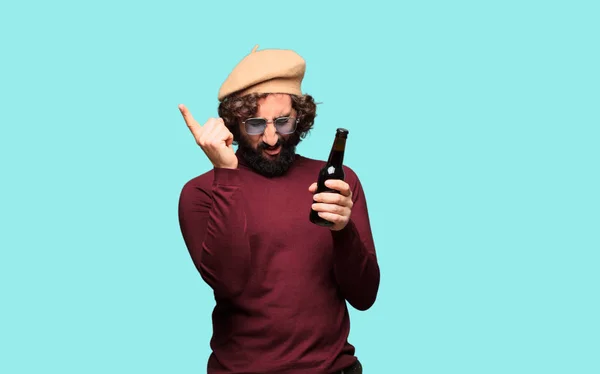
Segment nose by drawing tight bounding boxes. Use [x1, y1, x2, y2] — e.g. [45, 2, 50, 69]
[262, 122, 279, 147]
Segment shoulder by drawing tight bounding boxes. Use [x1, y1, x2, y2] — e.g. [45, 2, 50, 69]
[179, 169, 215, 201]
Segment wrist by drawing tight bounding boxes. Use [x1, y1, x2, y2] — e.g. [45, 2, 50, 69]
[213, 167, 241, 186]
[212, 160, 238, 169]
[214, 165, 237, 170]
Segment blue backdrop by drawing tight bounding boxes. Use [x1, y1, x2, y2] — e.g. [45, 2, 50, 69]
[1, 1, 598, 373]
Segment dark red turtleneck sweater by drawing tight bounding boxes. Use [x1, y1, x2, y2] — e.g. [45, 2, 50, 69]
[178, 152, 380, 374]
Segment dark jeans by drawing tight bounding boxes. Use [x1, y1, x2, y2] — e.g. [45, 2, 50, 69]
[334, 359, 362, 374]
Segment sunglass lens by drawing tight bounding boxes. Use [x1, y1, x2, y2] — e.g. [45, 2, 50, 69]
[245, 119, 266, 135]
[275, 117, 296, 134]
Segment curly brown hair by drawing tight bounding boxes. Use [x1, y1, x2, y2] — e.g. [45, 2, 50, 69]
[217, 93, 318, 146]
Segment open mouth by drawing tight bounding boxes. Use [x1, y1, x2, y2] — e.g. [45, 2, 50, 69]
[263, 145, 281, 157]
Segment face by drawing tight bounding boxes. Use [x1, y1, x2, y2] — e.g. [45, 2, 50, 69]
[237, 94, 298, 177]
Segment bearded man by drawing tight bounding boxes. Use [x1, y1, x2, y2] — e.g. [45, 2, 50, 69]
[177, 45, 380, 374]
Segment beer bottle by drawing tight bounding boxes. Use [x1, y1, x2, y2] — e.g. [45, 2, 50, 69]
[310, 128, 349, 227]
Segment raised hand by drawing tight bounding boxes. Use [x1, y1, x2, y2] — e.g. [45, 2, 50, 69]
[179, 104, 238, 169]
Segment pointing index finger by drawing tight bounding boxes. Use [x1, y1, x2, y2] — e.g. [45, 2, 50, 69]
[179, 104, 196, 126]
[178, 104, 202, 138]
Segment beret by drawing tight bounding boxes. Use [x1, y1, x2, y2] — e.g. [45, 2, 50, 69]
[218, 45, 306, 102]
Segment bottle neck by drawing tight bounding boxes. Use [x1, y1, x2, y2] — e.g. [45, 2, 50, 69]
[327, 137, 346, 165]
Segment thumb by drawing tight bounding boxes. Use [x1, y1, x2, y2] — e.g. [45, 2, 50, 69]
[308, 182, 318, 193]
[221, 126, 234, 148]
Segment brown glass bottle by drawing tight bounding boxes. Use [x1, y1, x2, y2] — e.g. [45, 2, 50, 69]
[310, 128, 349, 227]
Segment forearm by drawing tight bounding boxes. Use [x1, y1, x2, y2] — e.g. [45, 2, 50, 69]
[179, 168, 251, 299]
[331, 220, 380, 310]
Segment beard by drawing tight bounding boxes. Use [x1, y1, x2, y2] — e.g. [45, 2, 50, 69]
[237, 134, 297, 177]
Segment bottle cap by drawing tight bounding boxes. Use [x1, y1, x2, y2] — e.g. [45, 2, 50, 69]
[336, 128, 349, 138]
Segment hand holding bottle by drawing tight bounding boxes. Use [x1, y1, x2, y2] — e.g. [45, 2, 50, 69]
[309, 128, 351, 229]
[309, 180, 354, 231]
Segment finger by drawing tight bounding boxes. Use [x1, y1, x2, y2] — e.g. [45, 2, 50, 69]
[214, 124, 234, 147]
[203, 117, 220, 133]
[179, 104, 198, 127]
[198, 118, 221, 145]
[179, 104, 203, 139]
[324, 179, 352, 197]
[316, 211, 348, 225]
[225, 129, 234, 148]
[212, 118, 229, 140]
[207, 118, 223, 136]
[311, 202, 350, 216]
[202, 118, 217, 144]
[313, 193, 353, 208]
[308, 183, 318, 193]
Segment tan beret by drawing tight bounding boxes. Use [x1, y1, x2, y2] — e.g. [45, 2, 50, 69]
[218, 45, 306, 101]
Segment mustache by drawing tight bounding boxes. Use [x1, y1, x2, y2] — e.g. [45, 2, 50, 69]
[257, 138, 284, 150]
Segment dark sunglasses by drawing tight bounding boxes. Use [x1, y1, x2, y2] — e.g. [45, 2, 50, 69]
[241, 116, 299, 135]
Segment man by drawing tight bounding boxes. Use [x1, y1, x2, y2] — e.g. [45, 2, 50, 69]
[177, 45, 380, 374]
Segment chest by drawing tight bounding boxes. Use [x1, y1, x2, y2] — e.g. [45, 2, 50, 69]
[241, 171, 335, 280]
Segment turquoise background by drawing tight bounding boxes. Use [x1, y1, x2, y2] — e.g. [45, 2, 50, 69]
[1, 0, 598, 373]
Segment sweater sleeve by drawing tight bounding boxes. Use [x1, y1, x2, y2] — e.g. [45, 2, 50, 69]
[178, 168, 251, 299]
[330, 172, 380, 311]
